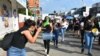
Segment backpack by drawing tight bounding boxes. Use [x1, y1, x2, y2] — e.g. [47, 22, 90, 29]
[0, 32, 15, 51]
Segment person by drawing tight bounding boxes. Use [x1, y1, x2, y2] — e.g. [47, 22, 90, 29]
[97, 19, 100, 45]
[7, 19, 42, 56]
[73, 18, 80, 37]
[80, 17, 86, 53]
[37, 18, 43, 27]
[83, 18, 94, 56]
[80, 21, 85, 53]
[53, 19, 60, 48]
[68, 20, 73, 31]
[42, 16, 53, 56]
[60, 18, 69, 42]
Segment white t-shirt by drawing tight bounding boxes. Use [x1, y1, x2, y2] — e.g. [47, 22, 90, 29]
[62, 21, 69, 29]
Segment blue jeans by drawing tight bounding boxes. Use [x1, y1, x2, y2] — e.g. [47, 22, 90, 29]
[84, 31, 94, 53]
[60, 28, 66, 41]
[53, 28, 59, 46]
[7, 46, 26, 56]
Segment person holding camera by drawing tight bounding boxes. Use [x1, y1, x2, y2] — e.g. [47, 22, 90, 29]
[7, 19, 42, 56]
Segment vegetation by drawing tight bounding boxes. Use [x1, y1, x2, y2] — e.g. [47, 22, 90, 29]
[18, 8, 33, 16]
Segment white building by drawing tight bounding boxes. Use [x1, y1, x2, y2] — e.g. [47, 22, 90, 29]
[92, 2, 100, 7]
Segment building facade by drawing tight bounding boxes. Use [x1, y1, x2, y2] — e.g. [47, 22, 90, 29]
[0, 0, 26, 39]
[91, 2, 100, 16]
[28, 0, 39, 8]
[28, 0, 40, 16]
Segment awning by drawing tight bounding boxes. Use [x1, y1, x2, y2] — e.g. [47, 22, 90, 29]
[16, 0, 26, 8]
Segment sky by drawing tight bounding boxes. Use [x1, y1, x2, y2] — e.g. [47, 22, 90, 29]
[40, 0, 100, 13]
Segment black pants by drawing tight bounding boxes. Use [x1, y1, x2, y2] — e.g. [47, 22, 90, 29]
[98, 37, 100, 44]
[43, 40, 50, 54]
[80, 30, 84, 49]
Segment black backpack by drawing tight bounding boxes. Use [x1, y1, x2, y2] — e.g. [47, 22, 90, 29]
[0, 32, 15, 51]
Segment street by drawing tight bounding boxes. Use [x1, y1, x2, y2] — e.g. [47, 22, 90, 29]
[0, 0, 100, 56]
[1, 31, 100, 56]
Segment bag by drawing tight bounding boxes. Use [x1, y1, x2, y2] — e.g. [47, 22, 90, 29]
[42, 33, 54, 40]
[0, 32, 15, 51]
[92, 28, 99, 36]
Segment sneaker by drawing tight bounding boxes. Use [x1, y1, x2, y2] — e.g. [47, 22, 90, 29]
[45, 49, 47, 53]
[46, 54, 49, 56]
[55, 45, 58, 48]
[81, 48, 84, 53]
[88, 53, 93, 56]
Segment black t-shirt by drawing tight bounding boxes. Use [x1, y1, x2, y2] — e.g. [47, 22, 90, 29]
[42, 25, 51, 33]
[84, 22, 93, 31]
[11, 27, 28, 49]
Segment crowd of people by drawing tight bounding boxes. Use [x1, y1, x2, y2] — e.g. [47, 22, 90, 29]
[4, 15, 100, 56]
[67, 15, 100, 56]
[36, 16, 69, 56]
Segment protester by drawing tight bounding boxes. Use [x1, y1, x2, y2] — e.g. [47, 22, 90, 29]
[82, 16, 94, 56]
[97, 19, 100, 45]
[7, 19, 41, 56]
[60, 18, 69, 42]
[73, 18, 80, 37]
[53, 19, 60, 48]
[42, 16, 53, 56]
[68, 20, 74, 31]
[37, 18, 43, 27]
[80, 17, 85, 53]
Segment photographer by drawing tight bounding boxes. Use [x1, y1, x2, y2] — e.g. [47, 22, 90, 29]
[7, 19, 41, 56]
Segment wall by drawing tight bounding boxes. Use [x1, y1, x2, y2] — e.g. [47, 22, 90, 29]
[0, 0, 12, 17]
[0, 0, 18, 39]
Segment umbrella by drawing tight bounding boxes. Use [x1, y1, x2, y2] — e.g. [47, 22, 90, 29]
[66, 16, 74, 19]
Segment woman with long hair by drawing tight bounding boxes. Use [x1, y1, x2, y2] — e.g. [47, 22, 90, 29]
[60, 18, 69, 42]
[82, 18, 94, 56]
[42, 16, 53, 56]
[7, 19, 41, 56]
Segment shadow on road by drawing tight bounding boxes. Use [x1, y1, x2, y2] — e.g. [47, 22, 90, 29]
[24, 31, 100, 56]
[26, 47, 45, 56]
[35, 41, 81, 54]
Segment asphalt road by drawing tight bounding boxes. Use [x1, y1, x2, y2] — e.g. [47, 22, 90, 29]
[0, 31, 100, 56]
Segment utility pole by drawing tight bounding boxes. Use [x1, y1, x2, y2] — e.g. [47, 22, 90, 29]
[26, 0, 28, 18]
